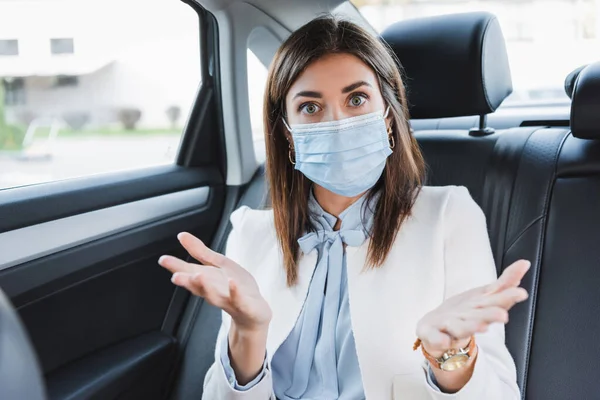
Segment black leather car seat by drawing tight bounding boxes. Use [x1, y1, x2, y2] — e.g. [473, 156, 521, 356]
[381, 12, 571, 397]
[521, 61, 600, 399]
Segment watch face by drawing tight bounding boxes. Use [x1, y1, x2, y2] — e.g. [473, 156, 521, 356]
[440, 354, 470, 371]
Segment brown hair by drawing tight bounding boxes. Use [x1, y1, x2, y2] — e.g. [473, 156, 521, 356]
[264, 15, 425, 286]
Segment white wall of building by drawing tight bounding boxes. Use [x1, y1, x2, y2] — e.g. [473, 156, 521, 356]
[0, 0, 201, 129]
[1, 0, 599, 131]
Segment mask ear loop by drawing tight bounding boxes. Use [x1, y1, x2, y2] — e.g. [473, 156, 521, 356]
[384, 106, 395, 150]
[282, 118, 292, 132]
[281, 117, 296, 165]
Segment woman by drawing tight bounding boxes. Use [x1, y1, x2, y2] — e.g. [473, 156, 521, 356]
[159, 16, 529, 400]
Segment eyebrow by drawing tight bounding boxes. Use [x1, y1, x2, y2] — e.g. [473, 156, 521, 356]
[292, 81, 373, 100]
[342, 80, 372, 93]
[293, 90, 322, 99]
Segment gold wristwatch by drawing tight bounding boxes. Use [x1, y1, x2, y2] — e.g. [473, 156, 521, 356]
[413, 336, 477, 372]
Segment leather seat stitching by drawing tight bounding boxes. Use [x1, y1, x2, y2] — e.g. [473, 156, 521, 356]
[518, 130, 569, 398]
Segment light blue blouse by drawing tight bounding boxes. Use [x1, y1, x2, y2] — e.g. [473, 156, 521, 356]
[220, 192, 442, 398]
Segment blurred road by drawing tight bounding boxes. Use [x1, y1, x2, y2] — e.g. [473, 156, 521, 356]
[0, 135, 267, 190]
[0, 135, 180, 189]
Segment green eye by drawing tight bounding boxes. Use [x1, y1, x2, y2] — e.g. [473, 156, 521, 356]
[350, 95, 366, 107]
[301, 103, 320, 114]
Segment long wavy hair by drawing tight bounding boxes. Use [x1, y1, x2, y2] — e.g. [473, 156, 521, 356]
[264, 15, 425, 286]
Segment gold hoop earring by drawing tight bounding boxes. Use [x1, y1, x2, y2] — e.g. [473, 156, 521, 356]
[288, 146, 296, 165]
[387, 125, 395, 149]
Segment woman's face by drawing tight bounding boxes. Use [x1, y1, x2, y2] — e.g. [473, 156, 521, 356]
[285, 53, 388, 126]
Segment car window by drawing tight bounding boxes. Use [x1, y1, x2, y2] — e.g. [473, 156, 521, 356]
[247, 48, 268, 164]
[352, 0, 597, 106]
[0, 0, 200, 190]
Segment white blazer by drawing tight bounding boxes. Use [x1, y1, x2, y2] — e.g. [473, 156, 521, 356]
[202, 186, 520, 400]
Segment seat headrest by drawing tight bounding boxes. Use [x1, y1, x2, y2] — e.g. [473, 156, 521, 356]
[570, 62, 600, 140]
[564, 64, 587, 99]
[381, 12, 513, 119]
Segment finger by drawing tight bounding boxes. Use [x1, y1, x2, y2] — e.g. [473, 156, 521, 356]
[485, 260, 531, 294]
[177, 232, 235, 269]
[462, 307, 509, 324]
[228, 277, 258, 317]
[444, 319, 485, 340]
[159, 255, 196, 274]
[423, 327, 453, 350]
[229, 278, 240, 304]
[226, 278, 246, 316]
[171, 272, 197, 292]
[476, 287, 529, 309]
[172, 270, 229, 307]
[172, 272, 213, 299]
[194, 273, 243, 318]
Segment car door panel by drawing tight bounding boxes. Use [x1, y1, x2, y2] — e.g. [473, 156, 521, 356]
[0, 3, 233, 398]
[0, 163, 227, 400]
[0, 186, 210, 273]
[46, 331, 175, 400]
[0, 178, 225, 398]
[0, 165, 220, 234]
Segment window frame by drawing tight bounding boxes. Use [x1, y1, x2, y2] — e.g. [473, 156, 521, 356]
[0, 39, 19, 56]
[50, 38, 75, 55]
[0, 1, 226, 216]
[3, 77, 26, 105]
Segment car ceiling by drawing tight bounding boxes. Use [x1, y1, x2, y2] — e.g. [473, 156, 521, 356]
[197, 0, 351, 32]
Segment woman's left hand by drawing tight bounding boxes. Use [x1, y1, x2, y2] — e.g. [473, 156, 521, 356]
[416, 260, 530, 358]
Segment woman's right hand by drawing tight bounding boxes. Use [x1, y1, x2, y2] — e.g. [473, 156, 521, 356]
[158, 232, 272, 333]
[160, 232, 271, 385]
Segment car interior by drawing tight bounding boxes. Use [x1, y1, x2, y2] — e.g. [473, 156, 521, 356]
[0, 0, 598, 399]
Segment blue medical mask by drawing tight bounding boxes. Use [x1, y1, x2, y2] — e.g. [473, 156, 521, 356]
[283, 107, 392, 197]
